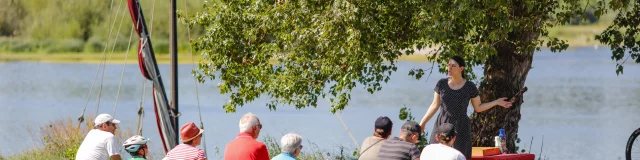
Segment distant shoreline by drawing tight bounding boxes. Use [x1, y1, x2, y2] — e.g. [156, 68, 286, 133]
[0, 45, 607, 64]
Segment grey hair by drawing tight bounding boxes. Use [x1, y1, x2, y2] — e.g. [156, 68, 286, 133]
[280, 133, 303, 155]
[239, 112, 260, 133]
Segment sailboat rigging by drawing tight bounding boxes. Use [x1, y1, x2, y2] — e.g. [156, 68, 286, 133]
[126, 0, 180, 153]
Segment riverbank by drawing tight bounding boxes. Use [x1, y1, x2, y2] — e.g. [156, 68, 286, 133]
[0, 20, 612, 64]
[0, 52, 434, 64]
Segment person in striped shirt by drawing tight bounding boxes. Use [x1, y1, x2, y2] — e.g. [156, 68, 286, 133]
[163, 122, 207, 160]
[377, 121, 422, 160]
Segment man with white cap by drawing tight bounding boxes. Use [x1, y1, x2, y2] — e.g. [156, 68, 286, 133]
[76, 113, 122, 160]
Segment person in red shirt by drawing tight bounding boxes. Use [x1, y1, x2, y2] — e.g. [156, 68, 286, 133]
[224, 112, 269, 160]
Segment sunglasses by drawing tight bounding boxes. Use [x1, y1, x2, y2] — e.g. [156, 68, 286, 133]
[256, 124, 263, 129]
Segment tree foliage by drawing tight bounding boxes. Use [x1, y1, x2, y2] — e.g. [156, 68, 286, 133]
[188, 0, 426, 112]
[186, 0, 638, 113]
[595, 0, 640, 75]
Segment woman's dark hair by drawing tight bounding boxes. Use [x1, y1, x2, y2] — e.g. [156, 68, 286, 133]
[437, 133, 455, 144]
[374, 128, 392, 138]
[450, 56, 466, 79]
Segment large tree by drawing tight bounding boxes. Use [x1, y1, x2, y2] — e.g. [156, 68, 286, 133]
[185, 0, 639, 152]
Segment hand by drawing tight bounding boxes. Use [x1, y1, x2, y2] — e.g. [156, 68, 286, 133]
[420, 125, 425, 132]
[495, 97, 512, 108]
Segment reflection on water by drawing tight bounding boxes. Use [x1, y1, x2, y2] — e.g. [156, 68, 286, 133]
[1, 47, 639, 159]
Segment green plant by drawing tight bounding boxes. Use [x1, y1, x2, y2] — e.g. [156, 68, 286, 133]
[261, 134, 357, 160]
[399, 106, 429, 151]
[262, 134, 282, 158]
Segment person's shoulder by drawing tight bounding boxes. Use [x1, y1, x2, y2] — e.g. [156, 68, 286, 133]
[255, 139, 268, 148]
[363, 136, 379, 142]
[465, 79, 476, 85]
[92, 130, 115, 139]
[439, 78, 449, 83]
[421, 144, 435, 151]
[383, 137, 413, 147]
[271, 154, 284, 158]
[442, 145, 465, 157]
[452, 147, 465, 155]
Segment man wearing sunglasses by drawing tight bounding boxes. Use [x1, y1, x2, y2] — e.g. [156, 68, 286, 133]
[377, 121, 422, 160]
[76, 113, 122, 160]
[224, 112, 269, 160]
[271, 133, 304, 160]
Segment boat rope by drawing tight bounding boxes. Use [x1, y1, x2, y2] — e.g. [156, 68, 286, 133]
[113, 25, 136, 116]
[114, 0, 157, 116]
[94, 0, 127, 115]
[336, 112, 361, 149]
[133, 0, 158, 134]
[77, 0, 118, 127]
[136, 79, 148, 135]
[149, 0, 156, 36]
[182, 0, 207, 154]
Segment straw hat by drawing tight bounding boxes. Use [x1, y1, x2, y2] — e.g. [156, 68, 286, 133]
[180, 122, 204, 142]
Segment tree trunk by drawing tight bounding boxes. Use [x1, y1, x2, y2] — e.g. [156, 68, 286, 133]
[470, 37, 535, 153]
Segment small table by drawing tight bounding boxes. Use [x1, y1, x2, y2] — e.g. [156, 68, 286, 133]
[471, 153, 536, 160]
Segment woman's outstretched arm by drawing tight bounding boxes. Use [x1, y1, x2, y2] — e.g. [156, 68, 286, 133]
[420, 92, 441, 131]
[471, 96, 512, 113]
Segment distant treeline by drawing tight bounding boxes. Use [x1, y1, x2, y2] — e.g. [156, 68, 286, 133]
[0, 0, 205, 53]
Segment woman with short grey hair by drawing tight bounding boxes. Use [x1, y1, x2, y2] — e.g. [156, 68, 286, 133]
[271, 133, 303, 160]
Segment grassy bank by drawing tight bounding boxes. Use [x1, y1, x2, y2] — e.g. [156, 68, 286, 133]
[0, 52, 205, 64]
[0, 52, 432, 63]
[0, 15, 615, 64]
[0, 24, 610, 64]
[2, 116, 134, 160]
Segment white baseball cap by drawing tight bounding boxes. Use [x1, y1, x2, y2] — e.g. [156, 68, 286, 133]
[94, 113, 121, 126]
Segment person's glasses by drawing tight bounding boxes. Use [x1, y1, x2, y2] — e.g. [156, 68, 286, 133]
[299, 145, 303, 150]
[256, 124, 263, 129]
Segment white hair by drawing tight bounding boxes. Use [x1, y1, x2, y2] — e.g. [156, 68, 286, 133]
[239, 112, 260, 133]
[280, 133, 303, 155]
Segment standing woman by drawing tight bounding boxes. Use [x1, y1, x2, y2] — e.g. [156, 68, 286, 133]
[419, 56, 512, 157]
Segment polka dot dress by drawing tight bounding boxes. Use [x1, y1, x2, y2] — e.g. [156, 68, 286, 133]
[429, 78, 478, 158]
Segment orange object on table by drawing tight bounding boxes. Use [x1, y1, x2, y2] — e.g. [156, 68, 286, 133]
[471, 147, 501, 156]
[470, 153, 535, 160]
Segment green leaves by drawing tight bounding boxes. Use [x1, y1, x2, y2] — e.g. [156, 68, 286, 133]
[594, 0, 639, 75]
[185, 0, 639, 113]
[186, 0, 420, 113]
[398, 106, 413, 121]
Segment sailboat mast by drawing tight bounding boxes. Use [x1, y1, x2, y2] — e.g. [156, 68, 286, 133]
[170, 0, 179, 144]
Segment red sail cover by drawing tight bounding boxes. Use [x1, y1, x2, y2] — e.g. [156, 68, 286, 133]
[126, 0, 151, 80]
[126, 0, 178, 154]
